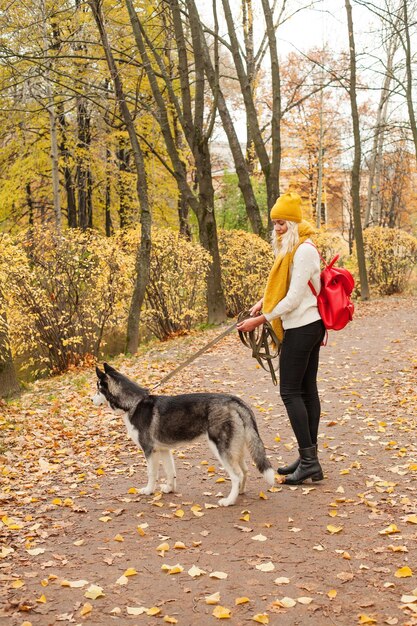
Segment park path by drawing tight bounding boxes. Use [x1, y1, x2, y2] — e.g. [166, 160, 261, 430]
[1, 296, 417, 626]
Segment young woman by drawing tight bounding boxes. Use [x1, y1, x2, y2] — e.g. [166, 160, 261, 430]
[236, 192, 325, 485]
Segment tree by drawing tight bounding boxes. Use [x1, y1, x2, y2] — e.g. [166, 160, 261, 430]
[0, 299, 19, 398]
[125, 0, 227, 323]
[345, 0, 369, 299]
[89, 0, 152, 353]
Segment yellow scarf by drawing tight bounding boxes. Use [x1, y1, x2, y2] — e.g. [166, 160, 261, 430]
[263, 220, 316, 341]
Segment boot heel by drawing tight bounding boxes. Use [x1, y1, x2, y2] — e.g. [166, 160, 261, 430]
[311, 472, 324, 482]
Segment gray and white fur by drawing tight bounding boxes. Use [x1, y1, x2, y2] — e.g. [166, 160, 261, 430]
[92, 363, 275, 506]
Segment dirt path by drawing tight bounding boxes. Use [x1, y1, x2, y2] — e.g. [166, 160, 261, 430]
[1, 297, 417, 626]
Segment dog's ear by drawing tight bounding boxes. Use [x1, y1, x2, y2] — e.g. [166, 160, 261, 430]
[96, 366, 105, 380]
[103, 362, 115, 374]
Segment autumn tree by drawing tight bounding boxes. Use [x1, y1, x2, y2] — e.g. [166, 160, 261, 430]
[345, 0, 369, 299]
[124, 0, 227, 323]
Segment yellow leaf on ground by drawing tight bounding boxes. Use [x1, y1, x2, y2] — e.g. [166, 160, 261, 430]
[84, 584, 105, 600]
[80, 603, 93, 616]
[174, 510, 184, 518]
[395, 566, 413, 578]
[235, 597, 250, 605]
[327, 525, 343, 534]
[358, 615, 377, 624]
[113, 534, 124, 542]
[205, 591, 221, 605]
[174, 542, 186, 549]
[406, 515, 417, 524]
[123, 568, 137, 577]
[210, 571, 228, 579]
[164, 617, 178, 624]
[379, 524, 400, 535]
[11, 579, 24, 589]
[147, 607, 161, 616]
[212, 605, 231, 619]
[26, 548, 45, 556]
[126, 606, 147, 615]
[188, 565, 206, 577]
[36, 594, 47, 603]
[327, 590, 337, 599]
[252, 615, 269, 624]
[156, 542, 170, 552]
[161, 563, 184, 575]
[115, 575, 128, 586]
[279, 597, 296, 608]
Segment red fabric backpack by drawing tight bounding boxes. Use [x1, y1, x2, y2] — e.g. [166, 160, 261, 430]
[307, 244, 355, 332]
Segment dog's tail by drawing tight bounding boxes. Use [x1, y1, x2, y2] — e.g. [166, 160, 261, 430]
[237, 401, 275, 487]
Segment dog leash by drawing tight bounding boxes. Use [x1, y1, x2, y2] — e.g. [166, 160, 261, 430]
[151, 321, 239, 390]
[236, 311, 281, 386]
[151, 311, 280, 391]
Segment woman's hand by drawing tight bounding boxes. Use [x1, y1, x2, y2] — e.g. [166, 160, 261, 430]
[249, 298, 263, 317]
[237, 314, 266, 333]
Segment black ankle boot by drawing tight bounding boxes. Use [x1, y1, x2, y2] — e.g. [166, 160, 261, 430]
[277, 444, 317, 476]
[284, 446, 323, 485]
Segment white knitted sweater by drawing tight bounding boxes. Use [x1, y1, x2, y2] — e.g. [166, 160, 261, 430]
[263, 240, 322, 330]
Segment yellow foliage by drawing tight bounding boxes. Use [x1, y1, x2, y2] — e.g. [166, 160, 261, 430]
[218, 230, 273, 317]
[1, 227, 131, 375]
[124, 228, 211, 341]
[362, 227, 417, 295]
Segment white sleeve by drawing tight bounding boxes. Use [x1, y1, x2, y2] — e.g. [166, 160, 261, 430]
[264, 243, 318, 321]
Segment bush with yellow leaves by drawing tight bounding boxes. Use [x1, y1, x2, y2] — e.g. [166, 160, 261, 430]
[140, 229, 211, 340]
[1, 228, 131, 375]
[218, 230, 273, 317]
[362, 226, 417, 295]
[313, 228, 350, 264]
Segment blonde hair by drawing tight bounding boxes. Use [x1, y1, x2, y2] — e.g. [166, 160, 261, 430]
[271, 221, 299, 258]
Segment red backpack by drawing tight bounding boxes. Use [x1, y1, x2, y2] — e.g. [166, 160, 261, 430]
[307, 245, 355, 331]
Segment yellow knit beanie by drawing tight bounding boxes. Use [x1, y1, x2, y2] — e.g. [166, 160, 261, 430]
[270, 192, 302, 223]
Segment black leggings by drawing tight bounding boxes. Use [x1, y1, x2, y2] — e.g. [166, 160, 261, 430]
[279, 319, 325, 449]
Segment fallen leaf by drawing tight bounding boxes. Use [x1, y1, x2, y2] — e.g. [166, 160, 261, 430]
[252, 614, 269, 624]
[256, 562, 275, 572]
[210, 571, 228, 579]
[126, 606, 147, 615]
[188, 565, 206, 577]
[212, 605, 231, 619]
[80, 603, 93, 616]
[205, 591, 221, 605]
[395, 566, 413, 578]
[84, 584, 105, 600]
[235, 597, 250, 605]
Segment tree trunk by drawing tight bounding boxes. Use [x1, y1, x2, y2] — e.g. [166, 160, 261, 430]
[345, 0, 369, 300]
[187, 0, 265, 237]
[76, 98, 92, 230]
[57, 104, 77, 228]
[89, 0, 152, 354]
[364, 30, 397, 227]
[0, 303, 19, 398]
[126, 0, 227, 322]
[403, 0, 417, 163]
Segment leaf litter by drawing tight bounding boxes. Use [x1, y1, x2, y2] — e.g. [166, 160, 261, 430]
[1, 298, 417, 624]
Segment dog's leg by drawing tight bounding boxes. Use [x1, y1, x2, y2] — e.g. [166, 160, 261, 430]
[208, 439, 241, 507]
[140, 450, 159, 495]
[159, 449, 176, 494]
[239, 457, 248, 494]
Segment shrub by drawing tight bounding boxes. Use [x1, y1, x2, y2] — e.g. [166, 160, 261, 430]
[141, 229, 211, 340]
[363, 226, 417, 295]
[1, 228, 131, 375]
[218, 229, 273, 316]
[313, 228, 350, 264]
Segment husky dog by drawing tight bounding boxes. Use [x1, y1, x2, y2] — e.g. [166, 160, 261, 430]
[92, 363, 275, 506]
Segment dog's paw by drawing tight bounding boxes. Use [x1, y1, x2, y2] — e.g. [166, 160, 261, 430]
[139, 486, 154, 495]
[218, 497, 235, 507]
[160, 484, 174, 494]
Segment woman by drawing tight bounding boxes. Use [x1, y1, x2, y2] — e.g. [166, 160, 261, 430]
[236, 191, 325, 485]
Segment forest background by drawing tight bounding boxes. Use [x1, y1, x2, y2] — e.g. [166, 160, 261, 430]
[1, 0, 417, 396]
